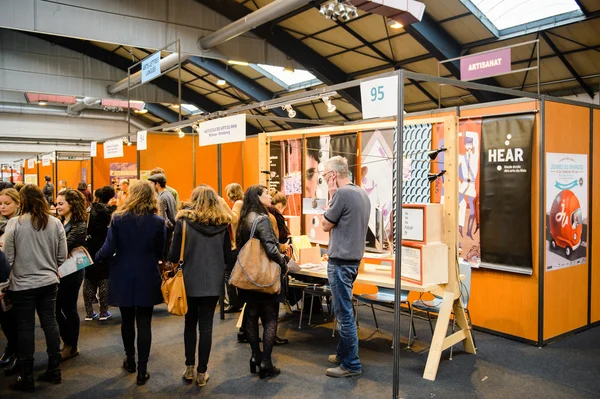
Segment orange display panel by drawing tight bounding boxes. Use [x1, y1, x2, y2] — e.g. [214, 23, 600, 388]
[195, 143, 218, 193]
[220, 142, 244, 198]
[592, 109, 600, 323]
[92, 143, 137, 191]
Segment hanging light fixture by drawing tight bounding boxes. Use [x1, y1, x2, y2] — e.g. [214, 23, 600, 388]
[387, 19, 403, 29]
[282, 67, 295, 74]
[172, 104, 180, 109]
[322, 97, 336, 113]
[282, 104, 296, 118]
[38, 101, 47, 106]
[176, 128, 185, 138]
[320, 1, 358, 22]
[217, 79, 226, 86]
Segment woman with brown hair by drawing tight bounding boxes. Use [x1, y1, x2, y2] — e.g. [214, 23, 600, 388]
[55, 189, 88, 361]
[2, 185, 67, 391]
[168, 185, 232, 386]
[95, 180, 166, 386]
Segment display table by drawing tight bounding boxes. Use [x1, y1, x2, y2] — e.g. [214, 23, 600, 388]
[291, 263, 475, 381]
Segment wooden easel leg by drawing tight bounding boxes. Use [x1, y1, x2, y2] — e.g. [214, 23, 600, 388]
[422, 290, 454, 381]
[453, 301, 476, 354]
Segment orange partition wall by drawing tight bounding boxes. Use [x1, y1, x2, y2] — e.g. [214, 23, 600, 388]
[543, 101, 590, 340]
[461, 100, 541, 342]
[140, 134, 194, 201]
[23, 160, 38, 185]
[37, 162, 55, 189]
[195, 142, 218, 195]
[92, 143, 138, 191]
[56, 160, 89, 189]
[592, 109, 600, 324]
[243, 137, 261, 188]
[220, 142, 244, 197]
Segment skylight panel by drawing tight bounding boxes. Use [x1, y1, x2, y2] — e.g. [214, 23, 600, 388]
[471, 0, 581, 30]
[181, 104, 202, 115]
[256, 64, 320, 88]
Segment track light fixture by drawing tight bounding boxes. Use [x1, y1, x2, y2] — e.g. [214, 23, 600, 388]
[319, 0, 358, 22]
[427, 147, 447, 160]
[176, 128, 185, 138]
[387, 19, 403, 29]
[216, 79, 226, 86]
[322, 97, 336, 113]
[427, 170, 446, 183]
[282, 104, 296, 118]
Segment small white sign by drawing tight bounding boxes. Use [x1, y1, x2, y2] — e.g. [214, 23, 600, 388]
[141, 52, 161, 84]
[401, 245, 422, 283]
[27, 159, 35, 169]
[198, 114, 246, 147]
[104, 139, 124, 159]
[402, 207, 424, 242]
[360, 75, 398, 119]
[90, 141, 97, 157]
[42, 154, 52, 166]
[137, 131, 147, 151]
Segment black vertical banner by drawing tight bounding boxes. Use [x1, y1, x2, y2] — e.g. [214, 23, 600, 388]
[269, 140, 283, 193]
[480, 114, 534, 271]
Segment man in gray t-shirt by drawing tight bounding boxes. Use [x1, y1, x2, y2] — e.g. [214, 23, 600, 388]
[322, 156, 370, 378]
[148, 173, 176, 259]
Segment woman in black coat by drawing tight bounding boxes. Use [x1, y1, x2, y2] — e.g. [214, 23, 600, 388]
[236, 185, 287, 379]
[84, 186, 116, 321]
[95, 180, 166, 386]
[168, 185, 232, 387]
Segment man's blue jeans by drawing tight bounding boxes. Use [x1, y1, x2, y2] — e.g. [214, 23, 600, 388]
[327, 263, 361, 373]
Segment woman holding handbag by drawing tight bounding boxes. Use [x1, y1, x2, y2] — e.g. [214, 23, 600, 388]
[236, 185, 288, 379]
[168, 185, 232, 387]
[95, 180, 166, 386]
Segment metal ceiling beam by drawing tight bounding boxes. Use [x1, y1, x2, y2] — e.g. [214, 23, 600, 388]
[27, 32, 259, 134]
[573, 0, 589, 16]
[194, 0, 362, 111]
[405, 12, 508, 103]
[540, 31, 594, 99]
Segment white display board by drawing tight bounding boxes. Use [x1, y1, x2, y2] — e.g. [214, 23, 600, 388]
[141, 52, 161, 83]
[402, 207, 424, 242]
[360, 75, 398, 119]
[90, 141, 97, 157]
[198, 114, 246, 147]
[401, 245, 422, 283]
[104, 139, 124, 159]
[27, 159, 35, 169]
[41, 154, 52, 166]
[137, 131, 147, 151]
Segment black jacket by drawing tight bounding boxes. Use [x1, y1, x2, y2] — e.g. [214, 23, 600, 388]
[237, 211, 287, 303]
[0, 250, 9, 282]
[85, 202, 116, 280]
[168, 209, 233, 297]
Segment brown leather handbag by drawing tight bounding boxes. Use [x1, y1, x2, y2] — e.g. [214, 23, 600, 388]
[229, 216, 281, 295]
[161, 221, 188, 316]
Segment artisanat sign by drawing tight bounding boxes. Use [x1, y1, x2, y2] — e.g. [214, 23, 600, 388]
[460, 48, 511, 81]
[141, 52, 161, 83]
[198, 114, 246, 147]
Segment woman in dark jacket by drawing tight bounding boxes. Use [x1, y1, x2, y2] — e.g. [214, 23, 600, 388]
[55, 189, 88, 361]
[83, 186, 116, 321]
[168, 185, 232, 387]
[95, 180, 166, 386]
[236, 185, 287, 379]
[77, 182, 92, 208]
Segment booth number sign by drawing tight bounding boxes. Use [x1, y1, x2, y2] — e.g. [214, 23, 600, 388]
[360, 75, 398, 119]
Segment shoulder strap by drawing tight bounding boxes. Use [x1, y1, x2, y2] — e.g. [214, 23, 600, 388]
[249, 215, 266, 239]
[179, 221, 187, 266]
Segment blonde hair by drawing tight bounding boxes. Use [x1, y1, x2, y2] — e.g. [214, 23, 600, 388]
[114, 180, 158, 217]
[0, 188, 20, 207]
[270, 190, 287, 207]
[225, 183, 244, 202]
[182, 185, 232, 225]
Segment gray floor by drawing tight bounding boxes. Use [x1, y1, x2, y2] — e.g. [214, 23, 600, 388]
[0, 299, 598, 399]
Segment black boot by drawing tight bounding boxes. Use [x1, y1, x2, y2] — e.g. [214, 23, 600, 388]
[4, 355, 19, 376]
[237, 331, 248, 343]
[0, 351, 13, 367]
[274, 336, 289, 345]
[122, 356, 136, 373]
[249, 351, 262, 374]
[258, 359, 280, 379]
[38, 354, 61, 384]
[136, 362, 150, 385]
[9, 361, 35, 392]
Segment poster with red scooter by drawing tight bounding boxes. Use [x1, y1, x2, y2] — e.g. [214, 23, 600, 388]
[546, 153, 588, 271]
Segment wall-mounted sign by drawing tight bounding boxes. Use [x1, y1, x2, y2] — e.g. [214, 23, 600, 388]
[27, 159, 35, 169]
[460, 48, 511, 81]
[360, 75, 398, 119]
[104, 139, 124, 159]
[402, 207, 424, 242]
[198, 114, 246, 147]
[41, 154, 52, 166]
[141, 51, 161, 83]
[90, 141, 97, 157]
[137, 131, 147, 151]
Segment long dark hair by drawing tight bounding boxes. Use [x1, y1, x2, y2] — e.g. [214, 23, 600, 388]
[19, 184, 51, 231]
[57, 189, 88, 224]
[237, 185, 268, 244]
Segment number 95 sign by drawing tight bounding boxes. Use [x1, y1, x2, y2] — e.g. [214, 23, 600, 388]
[359, 75, 399, 120]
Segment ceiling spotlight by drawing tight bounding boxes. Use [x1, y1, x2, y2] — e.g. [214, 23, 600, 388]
[176, 128, 185, 138]
[282, 67, 295, 74]
[346, 6, 358, 19]
[127, 141, 132, 146]
[38, 101, 47, 106]
[283, 104, 296, 118]
[427, 170, 446, 183]
[335, 2, 345, 16]
[326, 2, 336, 18]
[427, 147, 447, 160]
[217, 79, 226, 86]
[322, 97, 336, 113]
[172, 104, 180, 109]
[227, 60, 249, 66]
[134, 108, 148, 114]
[388, 19, 403, 29]
[319, 6, 327, 16]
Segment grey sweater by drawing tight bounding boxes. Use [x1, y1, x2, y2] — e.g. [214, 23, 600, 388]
[3, 214, 67, 291]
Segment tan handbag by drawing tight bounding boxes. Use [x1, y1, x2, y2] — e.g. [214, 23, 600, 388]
[229, 216, 281, 295]
[161, 221, 188, 316]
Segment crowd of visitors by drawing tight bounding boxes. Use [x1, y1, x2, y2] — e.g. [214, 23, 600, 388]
[0, 155, 370, 391]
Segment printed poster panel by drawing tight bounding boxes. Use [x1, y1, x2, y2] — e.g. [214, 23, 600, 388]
[480, 114, 534, 272]
[109, 163, 137, 189]
[458, 119, 482, 266]
[545, 153, 588, 271]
